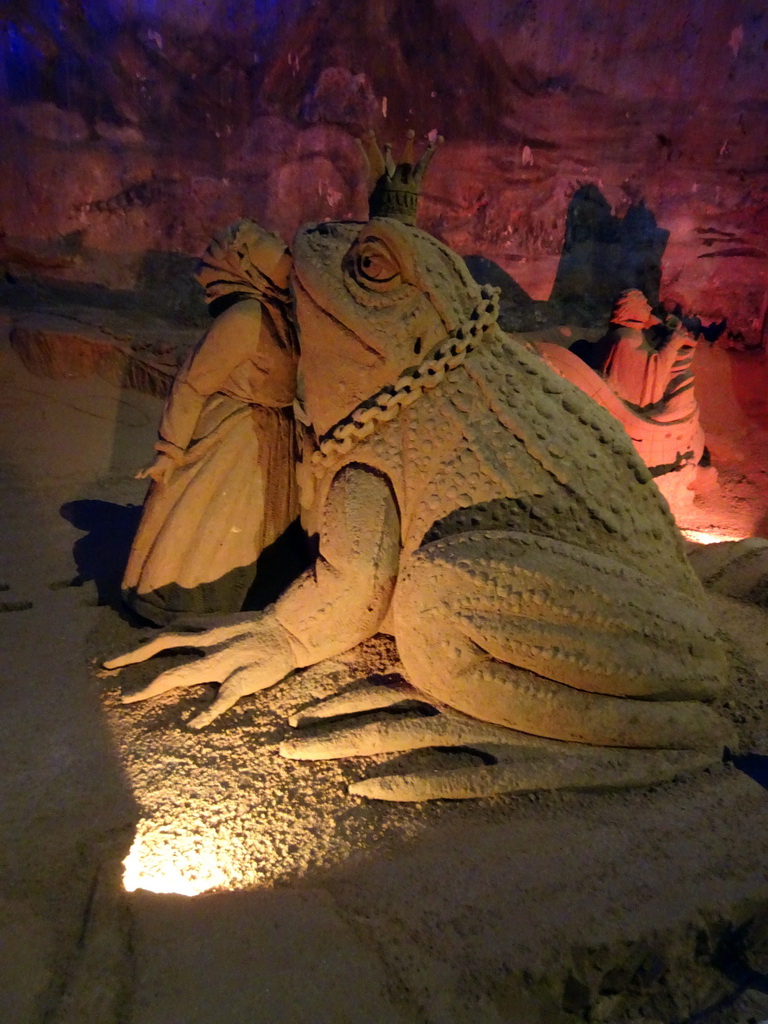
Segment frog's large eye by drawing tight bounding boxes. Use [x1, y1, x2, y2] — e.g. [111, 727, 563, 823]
[347, 238, 402, 292]
[356, 248, 398, 283]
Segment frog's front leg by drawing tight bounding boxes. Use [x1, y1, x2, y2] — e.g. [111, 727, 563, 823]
[393, 530, 734, 752]
[105, 464, 401, 725]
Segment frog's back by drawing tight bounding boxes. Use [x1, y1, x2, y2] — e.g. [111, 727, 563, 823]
[394, 327, 702, 600]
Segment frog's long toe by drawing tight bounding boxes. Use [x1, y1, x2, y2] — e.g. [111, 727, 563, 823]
[347, 745, 719, 802]
[280, 706, 521, 759]
[287, 678, 413, 727]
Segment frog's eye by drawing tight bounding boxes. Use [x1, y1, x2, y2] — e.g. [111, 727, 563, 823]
[357, 249, 398, 282]
[348, 239, 402, 291]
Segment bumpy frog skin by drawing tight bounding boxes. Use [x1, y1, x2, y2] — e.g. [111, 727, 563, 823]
[107, 215, 747, 801]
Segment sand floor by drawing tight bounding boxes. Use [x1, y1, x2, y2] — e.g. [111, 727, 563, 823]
[3, 318, 768, 1024]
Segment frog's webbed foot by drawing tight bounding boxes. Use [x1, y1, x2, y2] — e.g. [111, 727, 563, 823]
[280, 686, 718, 801]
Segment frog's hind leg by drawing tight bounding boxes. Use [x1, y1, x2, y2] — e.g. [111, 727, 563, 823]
[394, 531, 734, 753]
[280, 700, 715, 800]
[283, 530, 732, 801]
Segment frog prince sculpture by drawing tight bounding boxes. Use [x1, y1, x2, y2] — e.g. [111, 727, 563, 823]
[106, 133, 744, 801]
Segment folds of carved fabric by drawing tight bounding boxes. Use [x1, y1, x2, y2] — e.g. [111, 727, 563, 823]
[393, 530, 732, 752]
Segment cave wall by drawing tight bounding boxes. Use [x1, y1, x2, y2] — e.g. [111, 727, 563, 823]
[0, 0, 766, 343]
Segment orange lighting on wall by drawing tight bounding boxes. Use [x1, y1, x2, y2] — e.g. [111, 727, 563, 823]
[680, 528, 748, 545]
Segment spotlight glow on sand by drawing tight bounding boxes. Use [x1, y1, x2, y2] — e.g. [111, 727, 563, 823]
[123, 821, 237, 896]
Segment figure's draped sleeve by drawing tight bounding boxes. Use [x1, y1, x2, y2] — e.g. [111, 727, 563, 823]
[158, 299, 297, 452]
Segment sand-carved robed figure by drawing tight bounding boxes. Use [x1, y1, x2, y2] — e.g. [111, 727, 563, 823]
[600, 289, 695, 410]
[108, 132, 767, 801]
[123, 223, 299, 624]
[533, 287, 706, 509]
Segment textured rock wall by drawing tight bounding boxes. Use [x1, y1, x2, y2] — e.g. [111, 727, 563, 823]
[0, 0, 766, 347]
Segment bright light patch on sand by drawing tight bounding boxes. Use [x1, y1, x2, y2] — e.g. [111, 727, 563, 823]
[123, 821, 236, 896]
[680, 528, 747, 545]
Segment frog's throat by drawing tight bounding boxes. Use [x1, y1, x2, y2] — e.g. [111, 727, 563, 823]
[308, 284, 500, 474]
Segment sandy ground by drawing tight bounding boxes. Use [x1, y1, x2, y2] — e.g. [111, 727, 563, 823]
[3, 318, 768, 1024]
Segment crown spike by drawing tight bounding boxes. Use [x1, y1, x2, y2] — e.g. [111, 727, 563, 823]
[356, 130, 386, 188]
[383, 142, 397, 177]
[413, 134, 444, 182]
[363, 130, 443, 225]
[401, 128, 416, 168]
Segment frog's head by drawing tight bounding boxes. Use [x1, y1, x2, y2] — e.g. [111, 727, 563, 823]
[291, 217, 484, 436]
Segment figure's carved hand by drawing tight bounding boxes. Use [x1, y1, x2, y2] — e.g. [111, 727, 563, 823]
[136, 440, 188, 484]
[103, 613, 297, 728]
[664, 316, 696, 351]
[135, 452, 178, 485]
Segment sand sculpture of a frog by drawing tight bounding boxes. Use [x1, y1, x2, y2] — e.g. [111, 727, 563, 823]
[107, 137, 744, 800]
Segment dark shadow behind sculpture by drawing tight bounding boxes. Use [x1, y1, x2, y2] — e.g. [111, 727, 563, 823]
[242, 518, 314, 612]
[61, 499, 143, 615]
[462, 255, 543, 331]
[548, 184, 669, 325]
[466, 184, 670, 338]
